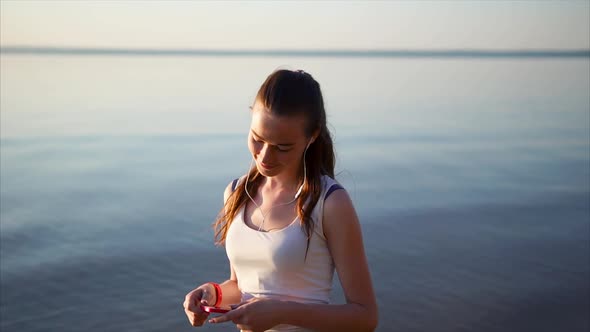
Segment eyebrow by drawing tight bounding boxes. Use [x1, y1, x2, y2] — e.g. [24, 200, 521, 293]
[251, 129, 295, 147]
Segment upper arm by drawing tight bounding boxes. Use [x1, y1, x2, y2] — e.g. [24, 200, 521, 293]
[323, 190, 378, 316]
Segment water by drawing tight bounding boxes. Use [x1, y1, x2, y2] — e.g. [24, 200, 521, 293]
[1, 55, 589, 331]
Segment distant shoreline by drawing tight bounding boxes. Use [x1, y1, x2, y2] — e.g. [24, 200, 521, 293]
[1, 46, 589, 58]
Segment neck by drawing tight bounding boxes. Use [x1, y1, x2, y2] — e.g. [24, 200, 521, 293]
[262, 172, 300, 193]
[261, 159, 306, 194]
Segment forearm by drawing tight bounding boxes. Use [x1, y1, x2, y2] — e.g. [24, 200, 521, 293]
[217, 279, 242, 307]
[279, 301, 378, 332]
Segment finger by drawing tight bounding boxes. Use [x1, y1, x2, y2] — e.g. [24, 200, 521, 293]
[208, 315, 229, 324]
[185, 307, 207, 319]
[183, 294, 192, 309]
[196, 316, 208, 327]
[187, 299, 205, 313]
[230, 300, 249, 310]
[208, 310, 236, 324]
[236, 324, 253, 331]
[185, 310, 206, 327]
[185, 300, 197, 313]
[195, 303, 207, 315]
[189, 316, 205, 327]
[185, 290, 202, 312]
[191, 318, 206, 327]
[185, 306, 208, 320]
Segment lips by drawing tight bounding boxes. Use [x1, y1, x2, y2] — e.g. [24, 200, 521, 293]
[260, 162, 276, 169]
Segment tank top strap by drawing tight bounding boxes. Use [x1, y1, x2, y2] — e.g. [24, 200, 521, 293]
[231, 174, 248, 193]
[310, 174, 344, 242]
[322, 175, 344, 201]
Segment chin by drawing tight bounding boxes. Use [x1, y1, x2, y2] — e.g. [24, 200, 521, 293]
[257, 165, 280, 177]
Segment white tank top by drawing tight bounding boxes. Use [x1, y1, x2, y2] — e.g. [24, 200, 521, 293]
[225, 174, 343, 332]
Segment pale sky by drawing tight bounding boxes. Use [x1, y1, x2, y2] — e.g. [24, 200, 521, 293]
[1, 1, 589, 50]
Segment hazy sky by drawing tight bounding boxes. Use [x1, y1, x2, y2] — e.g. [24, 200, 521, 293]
[1, 1, 589, 50]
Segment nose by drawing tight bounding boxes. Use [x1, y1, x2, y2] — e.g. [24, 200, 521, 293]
[258, 143, 275, 164]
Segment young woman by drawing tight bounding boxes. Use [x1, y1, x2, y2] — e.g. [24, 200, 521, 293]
[183, 69, 378, 332]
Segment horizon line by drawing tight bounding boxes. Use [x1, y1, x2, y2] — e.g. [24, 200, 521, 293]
[1, 45, 589, 58]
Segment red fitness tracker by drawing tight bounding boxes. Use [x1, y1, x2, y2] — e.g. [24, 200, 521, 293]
[209, 282, 222, 307]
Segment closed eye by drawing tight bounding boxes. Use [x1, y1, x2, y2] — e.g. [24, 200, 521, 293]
[252, 136, 291, 152]
[251, 129, 295, 150]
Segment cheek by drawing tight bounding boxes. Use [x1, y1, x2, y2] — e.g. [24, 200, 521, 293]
[279, 151, 298, 165]
[247, 138, 258, 154]
[249, 141, 268, 159]
[247, 139, 254, 153]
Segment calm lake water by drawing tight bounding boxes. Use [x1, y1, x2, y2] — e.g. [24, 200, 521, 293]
[1, 55, 589, 332]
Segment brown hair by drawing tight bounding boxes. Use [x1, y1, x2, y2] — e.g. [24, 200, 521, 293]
[212, 69, 336, 260]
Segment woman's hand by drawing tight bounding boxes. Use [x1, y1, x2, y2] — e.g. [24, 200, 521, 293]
[183, 284, 216, 327]
[208, 297, 284, 332]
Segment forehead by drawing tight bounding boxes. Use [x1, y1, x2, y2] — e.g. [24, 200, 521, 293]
[250, 106, 307, 143]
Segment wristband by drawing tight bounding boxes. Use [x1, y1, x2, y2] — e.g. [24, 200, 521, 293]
[209, 282, 222, 307]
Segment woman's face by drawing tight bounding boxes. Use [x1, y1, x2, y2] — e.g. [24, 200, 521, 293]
[248, 103, 310, 178]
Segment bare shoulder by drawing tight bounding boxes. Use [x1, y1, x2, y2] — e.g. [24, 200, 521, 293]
[322, 187, 359, 239]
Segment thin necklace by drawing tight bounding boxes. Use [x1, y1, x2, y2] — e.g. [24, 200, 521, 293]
[244, 159, 300, 232]
[244, 146, 308, 232]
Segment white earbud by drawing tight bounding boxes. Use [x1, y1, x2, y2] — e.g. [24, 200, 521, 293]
[294, 185, 303, 199]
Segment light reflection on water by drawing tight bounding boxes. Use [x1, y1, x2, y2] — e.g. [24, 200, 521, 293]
[1, 56, 589, 331]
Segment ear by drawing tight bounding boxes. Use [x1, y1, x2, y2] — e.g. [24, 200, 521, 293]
[310, 129, 320, 145]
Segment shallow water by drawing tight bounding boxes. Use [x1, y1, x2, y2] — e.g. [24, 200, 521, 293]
[1, 55, 589, 331]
